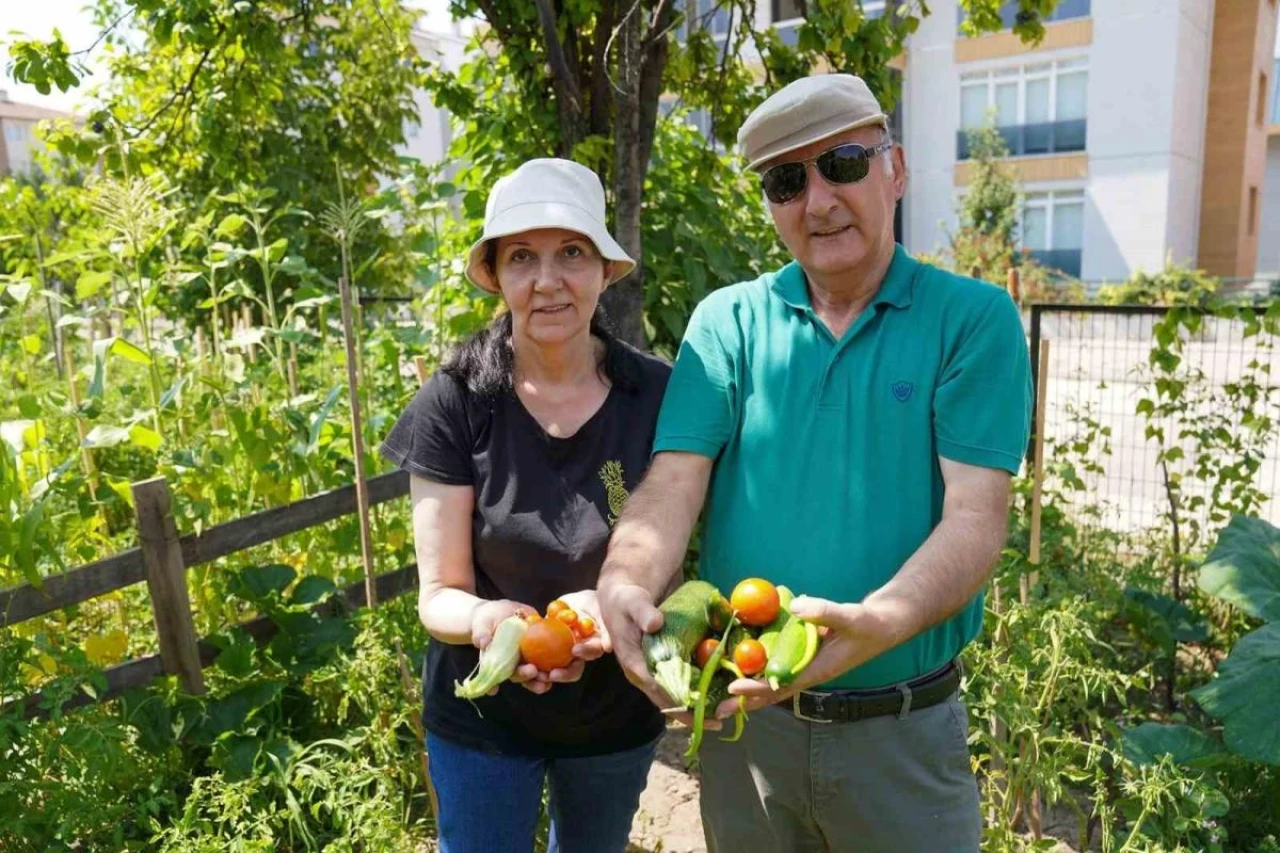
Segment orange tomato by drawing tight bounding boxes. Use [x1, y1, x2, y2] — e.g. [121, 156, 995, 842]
[694, 638, 720, 669]
[733, 638, 768, 676]
[555, 608, 579, 629]
[546, 600, 571, 619]
[730, 578, 780, 627]
[519, 618, 576, 671]
[576, 616, 596, 638]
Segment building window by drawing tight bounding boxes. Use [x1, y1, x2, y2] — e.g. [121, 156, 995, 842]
[961, 0, 1091, 32]
[680, 0, 730, 41]
[1272, 59, 1280, 124]
[958, 58, 1087, 158]
[773, 0, 883, 45]
[1022, 189, 1084, 277]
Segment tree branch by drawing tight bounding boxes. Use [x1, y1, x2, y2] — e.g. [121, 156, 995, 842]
[589, 0, 618, 139]
[636, 0, 676, 173]
[72, 7, 137, 56]
[534, 0, 584, 110]
[131, 42, 217, 137]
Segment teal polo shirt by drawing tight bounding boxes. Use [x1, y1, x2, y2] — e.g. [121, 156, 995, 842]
[654, 244, 1032, 689]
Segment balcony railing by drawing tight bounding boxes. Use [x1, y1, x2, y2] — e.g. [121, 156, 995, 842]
[1027, 249, 1082, 278]
[957, 119, 1087, 159]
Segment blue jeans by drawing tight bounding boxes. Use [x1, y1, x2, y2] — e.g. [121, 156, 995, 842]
[425, 730, 658, 853]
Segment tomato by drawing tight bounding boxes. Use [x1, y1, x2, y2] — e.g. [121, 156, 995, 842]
[555, 608, 579, 629]
[730, 578, 780, 627]
[520, 618, 576, 671]
[576, 616, 596, 638]
[733, 638, 768, 676]
[546, 599, 571, 619]
[694, 637, 720, 669]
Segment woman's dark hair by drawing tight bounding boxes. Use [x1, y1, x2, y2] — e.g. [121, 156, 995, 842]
[442, 242, 640, 398]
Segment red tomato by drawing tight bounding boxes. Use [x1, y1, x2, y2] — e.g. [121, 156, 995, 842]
[730, 578, 780, 627]
[733, 639, 768, 676]
[694, 638, 720, 669]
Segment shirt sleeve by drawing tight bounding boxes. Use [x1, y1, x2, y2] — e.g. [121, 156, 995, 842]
[653, 296, 740, 459]
[933, 290, 1032, 475]
[379, 372, 475, 485]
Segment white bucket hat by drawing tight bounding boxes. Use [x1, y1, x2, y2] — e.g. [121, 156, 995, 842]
[465, 158, 636, 293]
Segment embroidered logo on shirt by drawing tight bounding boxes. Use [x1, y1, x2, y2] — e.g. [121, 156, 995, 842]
[891, 381, 914, 403]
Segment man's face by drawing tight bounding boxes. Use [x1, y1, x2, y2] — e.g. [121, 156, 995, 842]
[759, 125, 906, 280]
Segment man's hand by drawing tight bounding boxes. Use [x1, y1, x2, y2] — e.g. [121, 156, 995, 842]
[598, 580, 717, 729]
[711, 594, 906, 718]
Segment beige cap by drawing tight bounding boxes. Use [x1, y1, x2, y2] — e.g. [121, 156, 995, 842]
[465, 158, 635, 293]
[737, 73, 889, 172]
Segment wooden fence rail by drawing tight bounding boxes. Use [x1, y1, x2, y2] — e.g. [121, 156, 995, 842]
[2, 469, 415, 722]
[0, 470, 410, 628]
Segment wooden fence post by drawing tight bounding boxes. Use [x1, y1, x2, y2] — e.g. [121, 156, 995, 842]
[132, 477, 206, 695]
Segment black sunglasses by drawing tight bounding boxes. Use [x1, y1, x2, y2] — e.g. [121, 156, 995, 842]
[760, 140, 895, 205]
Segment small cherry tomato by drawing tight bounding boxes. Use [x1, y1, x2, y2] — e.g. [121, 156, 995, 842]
[546, 600, 571, 619]
[733, 638, 768, 676]
[694, 638, 720, 669]
[730, 578, 780, 627]
[555, 608, 579, 629]
[576, 616, 596, 638]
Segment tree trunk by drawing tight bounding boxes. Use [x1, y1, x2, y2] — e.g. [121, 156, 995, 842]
[604, 1, 646, 348]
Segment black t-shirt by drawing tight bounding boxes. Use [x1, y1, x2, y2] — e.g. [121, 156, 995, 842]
[378, 342, 670, 758]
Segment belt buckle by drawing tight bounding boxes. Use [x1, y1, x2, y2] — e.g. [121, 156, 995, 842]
[792, 692, 835, 724]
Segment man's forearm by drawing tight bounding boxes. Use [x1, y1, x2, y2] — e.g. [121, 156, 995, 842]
[862, 506, 1008, 651]
[599, 452, 711, 599]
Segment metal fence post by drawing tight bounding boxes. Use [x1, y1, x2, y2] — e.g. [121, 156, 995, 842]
[132, 476, 205, 696]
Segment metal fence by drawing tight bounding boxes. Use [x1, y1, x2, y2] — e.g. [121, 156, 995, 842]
[1027, 303, 1280, 536]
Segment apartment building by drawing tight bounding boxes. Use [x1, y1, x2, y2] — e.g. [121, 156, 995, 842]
[724, 1, 1278, 284]
[0, 89, 73, 177]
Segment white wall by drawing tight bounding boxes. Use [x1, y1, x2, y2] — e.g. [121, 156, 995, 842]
[902, 1, 964, 256]
[1258, 136, 1280, 276]
[398, 28, 469, 169]
[1164, 0, 1215, 268]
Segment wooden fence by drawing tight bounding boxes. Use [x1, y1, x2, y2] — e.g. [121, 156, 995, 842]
[1, 468, 414, 721]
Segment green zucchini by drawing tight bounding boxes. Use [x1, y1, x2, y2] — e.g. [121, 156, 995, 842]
[643, 579, 717, 709]
[764, 610, 820, 691]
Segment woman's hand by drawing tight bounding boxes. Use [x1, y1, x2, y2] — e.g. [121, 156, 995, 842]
[538, 590, 611, 686]
[469, 599, 551, 695]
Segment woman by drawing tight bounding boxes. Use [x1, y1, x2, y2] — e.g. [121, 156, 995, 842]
[379, 158, 669, 853]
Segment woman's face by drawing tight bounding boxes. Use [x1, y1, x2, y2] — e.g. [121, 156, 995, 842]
[492, 228, 611, 348]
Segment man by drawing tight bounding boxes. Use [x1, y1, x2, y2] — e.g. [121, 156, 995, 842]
[597, 73, 1032, 852]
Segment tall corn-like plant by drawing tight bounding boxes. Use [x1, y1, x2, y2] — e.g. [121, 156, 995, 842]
[86, 171, 177, 430]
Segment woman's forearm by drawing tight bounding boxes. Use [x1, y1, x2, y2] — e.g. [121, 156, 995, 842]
[419, 585, 485, 645]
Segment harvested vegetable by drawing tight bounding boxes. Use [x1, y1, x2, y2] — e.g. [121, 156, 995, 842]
[686, 613, 738, 761]
[576, 615, 596, 638]
[764, 606, 820, 691]
[730, 578, 781, 626]
[644, 580, 718, 709]
[733, 638, 767, 676]
[520, 617, 576, 671]
[455, 615, 528, 700]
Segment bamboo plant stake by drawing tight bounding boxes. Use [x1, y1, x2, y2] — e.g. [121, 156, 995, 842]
[1024, 339, 1050, 604]
[338, 275, 377, 607]
[413, 356, 429, 386]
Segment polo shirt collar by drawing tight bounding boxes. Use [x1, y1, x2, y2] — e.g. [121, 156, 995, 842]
[771, 243, 916, 313]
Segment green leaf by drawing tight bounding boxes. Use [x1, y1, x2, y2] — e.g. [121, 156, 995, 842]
[109, 338, 152, 366]
[309, 386, 343, 447]
[234, 563, 297, 601]
[211, 734, 261, 782]
[83, 425, 131, 448]
[208, 628, 256, 679]
[21, 334, 42, 355]
[76, 270, 113, 299]
[17, 395, 41, 418]
[129, 424, 163, 453]
[1190, 623, 1280, 765]
[192, 680, 285, 745]
[119, 689, 175, 755]
[1197, 515, 1280, 621]
[289, 575, 337, 606]
[215, 213, 248, 237]
[1121, 723, 1228, 768]
[1124, 587, 1210, 645]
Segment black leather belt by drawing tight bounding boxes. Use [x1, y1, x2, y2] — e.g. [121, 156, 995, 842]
[791, 661, 961, 724]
